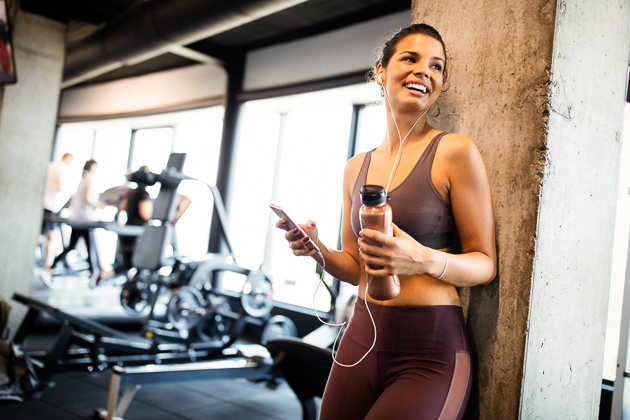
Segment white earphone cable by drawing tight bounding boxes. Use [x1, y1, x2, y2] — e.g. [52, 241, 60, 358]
[312, 246, 377, 368]
[382, 82, 429, 194]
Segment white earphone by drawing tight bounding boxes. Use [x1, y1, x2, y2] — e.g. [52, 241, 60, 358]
[378, 74, 383, 85]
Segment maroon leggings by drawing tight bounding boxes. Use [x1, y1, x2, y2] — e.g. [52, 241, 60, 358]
[320, 299, 472, 420]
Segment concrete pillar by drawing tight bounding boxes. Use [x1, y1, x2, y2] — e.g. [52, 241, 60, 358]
[0, 10, 65, 336]
[411, 0, 630, 418]
[521, 1, 630, 417]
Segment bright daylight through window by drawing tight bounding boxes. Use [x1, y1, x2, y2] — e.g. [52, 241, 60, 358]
[53, 83, 385, 312]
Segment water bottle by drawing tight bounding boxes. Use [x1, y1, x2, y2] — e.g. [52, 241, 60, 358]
[359, 185, 400, 300]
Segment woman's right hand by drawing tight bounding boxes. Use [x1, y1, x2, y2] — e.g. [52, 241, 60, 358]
[276, 219, 320, 257]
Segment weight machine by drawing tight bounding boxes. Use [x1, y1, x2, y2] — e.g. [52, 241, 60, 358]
[115, 153, 280, 349]
[14, 153, 336, 419]
[14, 154, 278, 386]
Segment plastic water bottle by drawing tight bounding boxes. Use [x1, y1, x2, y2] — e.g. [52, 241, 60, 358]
[359, 185, 400, 300]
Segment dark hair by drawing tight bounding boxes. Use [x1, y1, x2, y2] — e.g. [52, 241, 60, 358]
[126, 166, 156, 186]
[83, 159, 97, 175]
[372, 23, 448, 83]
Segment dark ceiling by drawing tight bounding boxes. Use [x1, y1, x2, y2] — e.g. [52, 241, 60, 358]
[19, 0, 411, 88]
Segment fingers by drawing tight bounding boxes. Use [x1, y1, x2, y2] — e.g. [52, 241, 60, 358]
[358, 238, 388, 266]
[284, 225, 307, 244]
[359, 225, 426, 277]
[293, 244, 318, 257]
[282, 225, 318, 257]
[276, 217, 319, 257]
[359, 228, 392, 246]
[358, 228, 395, 274]
[304, 220, 317, 230]
[358, 244, 389, 264]
[275, 219, 292, 231]
[358, 238, 397, 276]
[360, 253, 394, 276]
[391, 223, 404, 238]
[290, 235, 318, 256]
[357, 229, 391, 257]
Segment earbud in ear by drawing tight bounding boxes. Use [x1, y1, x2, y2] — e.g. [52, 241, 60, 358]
[378, 74, 383, 85]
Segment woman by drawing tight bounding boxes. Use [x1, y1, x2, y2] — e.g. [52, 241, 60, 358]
[276, 24, 496, 419]
[113, 166, 191, 275]
[115, 166, 153, 274]
[53, 159, 106, 283]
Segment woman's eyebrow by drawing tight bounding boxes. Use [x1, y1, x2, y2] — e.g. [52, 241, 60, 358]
[399, 51, 445, 62]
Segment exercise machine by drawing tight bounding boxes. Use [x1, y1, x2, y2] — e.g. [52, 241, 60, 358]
[114, 153, 278, 350]
[15, 152, 341, 419]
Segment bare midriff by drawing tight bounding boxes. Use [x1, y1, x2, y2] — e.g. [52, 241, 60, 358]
[357, 247, 461, 307]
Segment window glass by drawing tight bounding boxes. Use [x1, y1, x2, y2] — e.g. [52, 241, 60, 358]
[355, 104, 386, 155]
[329, 104, 387, 317]
[91, 127, 132, 265]
[131, 126, 174, 171]
[92, 127, 132, 198]
[228, 113, 281, 271]
[269, 105, 353, 310]
[603, 102, 630, 381]
[53, 87, 384, 315]
[173, 119, 223, 258]
[131, 127, 174, 198]
[54, 128, 95, 194]
[229, 83, 382, 311]
[53, 109, 226, 272]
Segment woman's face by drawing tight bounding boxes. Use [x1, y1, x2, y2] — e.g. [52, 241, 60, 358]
[377, 34, 446, 113]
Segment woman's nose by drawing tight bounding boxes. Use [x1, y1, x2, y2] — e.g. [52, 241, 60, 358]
[414, 63, 429, 78]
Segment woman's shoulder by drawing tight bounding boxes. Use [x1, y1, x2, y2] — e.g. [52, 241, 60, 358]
[345, 150, 370, 172]
[438, 132, 481, 160]
[343, 150, 370, 190]
[436, 132, 487, 178]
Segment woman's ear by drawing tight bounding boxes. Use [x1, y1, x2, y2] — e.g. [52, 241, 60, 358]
[375, 63, 384, 86]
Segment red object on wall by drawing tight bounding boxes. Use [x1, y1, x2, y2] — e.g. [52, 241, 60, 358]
[0, 39, 10, 74]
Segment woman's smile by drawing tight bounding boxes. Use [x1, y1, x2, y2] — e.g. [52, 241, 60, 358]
[403, 80, 430, 96]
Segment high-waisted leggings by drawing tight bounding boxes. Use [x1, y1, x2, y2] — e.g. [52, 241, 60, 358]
[319, 299, 472, 420]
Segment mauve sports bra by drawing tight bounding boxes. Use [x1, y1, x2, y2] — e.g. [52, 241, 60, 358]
[351, 132, 454, 250]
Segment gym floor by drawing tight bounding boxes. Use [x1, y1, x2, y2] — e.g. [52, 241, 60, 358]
[1, 268, 311, 420]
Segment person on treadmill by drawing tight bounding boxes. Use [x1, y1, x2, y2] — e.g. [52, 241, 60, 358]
[112, 166, 191, 276]
[116, 166, 153, 274]
[41, 152, 74, 271]
[52, 159, 107, 284]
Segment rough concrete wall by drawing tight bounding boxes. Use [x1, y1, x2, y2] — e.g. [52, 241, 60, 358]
[521, 0, 630, 418]
[0, 11, 65, 336]
[410, 1, 556, 418]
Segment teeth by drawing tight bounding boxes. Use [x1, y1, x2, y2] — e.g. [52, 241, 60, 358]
[406, 83, 427, 93]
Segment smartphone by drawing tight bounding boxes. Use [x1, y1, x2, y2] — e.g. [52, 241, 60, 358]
[270, 204, 320, 253]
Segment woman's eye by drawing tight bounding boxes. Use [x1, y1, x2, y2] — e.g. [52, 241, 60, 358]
[431, 64, 442, 71]
[402, 56, 415, 63]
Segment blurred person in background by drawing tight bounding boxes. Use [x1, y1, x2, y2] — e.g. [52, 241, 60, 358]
[52, 159, 107, 285]
[41, 152, 74, 271]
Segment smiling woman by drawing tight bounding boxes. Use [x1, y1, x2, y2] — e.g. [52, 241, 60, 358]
[274, 23, 496, 420]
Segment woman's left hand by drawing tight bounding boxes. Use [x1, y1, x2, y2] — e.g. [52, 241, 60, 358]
[358, 223, 432, 277]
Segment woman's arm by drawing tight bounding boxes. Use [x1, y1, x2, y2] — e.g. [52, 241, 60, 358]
[359, 134, 496, 287]
[437, 134, 496, 285]
[277, 155, 365, 285]
[138, 199, 153, 221]
[85, 184, 106, 210]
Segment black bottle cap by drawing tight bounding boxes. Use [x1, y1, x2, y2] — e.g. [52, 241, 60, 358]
[360, 185, 388, 205]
